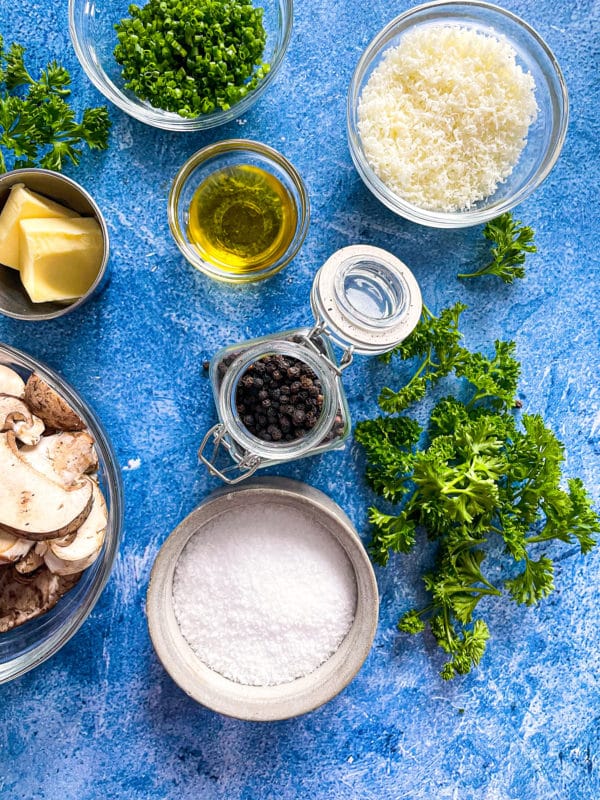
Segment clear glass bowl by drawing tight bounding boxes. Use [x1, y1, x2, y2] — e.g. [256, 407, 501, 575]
[347, 0, 569, 228]
[168, 139, 310, 283]
[69, 0, 293, 131]
[0, 343, 123, 683]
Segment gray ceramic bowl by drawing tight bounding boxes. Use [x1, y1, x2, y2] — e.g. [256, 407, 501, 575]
[0, 169, 110, 320]
[147, 477, 379, 721]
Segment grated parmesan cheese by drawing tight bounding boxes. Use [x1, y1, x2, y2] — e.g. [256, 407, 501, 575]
[358, 25, 538, 212]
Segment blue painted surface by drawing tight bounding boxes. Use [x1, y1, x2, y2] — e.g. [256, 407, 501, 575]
[0, 1, 599, 798]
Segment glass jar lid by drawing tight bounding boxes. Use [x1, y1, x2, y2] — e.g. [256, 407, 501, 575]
[310, 245, 422, 355]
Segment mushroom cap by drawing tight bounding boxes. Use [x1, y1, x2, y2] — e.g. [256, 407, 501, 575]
[0, 393, 45, 445]
[45, 482, 108, 575]
[24, 373, 85, 431]
[0, 366, 25, 398]
[20, 431, 98, 486]
[0, 530, 34, 564]
[0, 565, 82, 632]
[14, 547, 45, 575]
[0, 432, 93, 540]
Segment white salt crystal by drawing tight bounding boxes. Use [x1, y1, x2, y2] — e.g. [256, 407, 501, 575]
[172, 503, 357, 686]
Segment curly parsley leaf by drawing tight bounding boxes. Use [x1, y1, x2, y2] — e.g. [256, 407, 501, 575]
[378, 302, 468, 413]
[458, 212, 537, 283]
[0, 37, 110, 173]
[354, 415, 420, 504]
[358, 302, 599, 678]
[368, 508, 417, 565]
[456, 340, 520, 408]
[437, 619, 490, 680]
[378, 303, 521, 416]
[505, 555, 555, 606]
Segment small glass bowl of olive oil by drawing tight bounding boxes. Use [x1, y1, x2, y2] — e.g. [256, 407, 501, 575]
[168, 140, 310, 284]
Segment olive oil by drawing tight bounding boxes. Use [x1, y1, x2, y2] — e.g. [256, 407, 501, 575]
[187, 164, 297, 274]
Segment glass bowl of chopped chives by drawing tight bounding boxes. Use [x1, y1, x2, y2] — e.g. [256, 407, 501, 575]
[347, 1, 569, 228]
[68, 0, 293, 131]
[168, 139, 310, 283]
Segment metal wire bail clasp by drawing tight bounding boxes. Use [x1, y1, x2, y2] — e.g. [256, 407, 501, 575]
[198, 423, 261, 484]
[303, 320, 355, 374]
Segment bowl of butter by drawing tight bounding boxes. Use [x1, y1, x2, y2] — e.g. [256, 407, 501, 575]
[0, 169, 109, 320]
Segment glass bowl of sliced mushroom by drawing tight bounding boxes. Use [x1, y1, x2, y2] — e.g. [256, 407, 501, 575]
[0, 343, 123, 682]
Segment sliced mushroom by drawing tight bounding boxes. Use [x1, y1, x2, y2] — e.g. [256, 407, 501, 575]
[0, 365, 25, 398]
[0, 565, 82, 632]
[14, 547, 45, 575]
[0, 530, 34, 564]
[20, 431, 98, 486]
[43, 531, 77, 548]
[0, 431, 93, 540]
[24, 373, 85, 431]
[44, 482, 107, 576]
[0, 394, 45, 445]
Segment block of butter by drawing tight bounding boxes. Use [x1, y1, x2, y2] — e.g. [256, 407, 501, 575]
[19, 217, 104, 304]
[0, 184, 80, 270]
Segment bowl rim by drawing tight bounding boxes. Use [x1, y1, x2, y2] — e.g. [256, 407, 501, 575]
[0, 342, 124, 683]
[347, 0, 570, 228]
[68, 0, 294, 132]
[167, 138, 310, 283]
[146, 477, 379, 721]
[0, 168, 110, 321]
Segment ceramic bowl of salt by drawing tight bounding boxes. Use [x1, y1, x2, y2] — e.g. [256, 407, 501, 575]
[146, 477, 379, 721]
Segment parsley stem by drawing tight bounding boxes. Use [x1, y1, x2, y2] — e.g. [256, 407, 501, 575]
[457, 263, 494, 280]
[441, 581, 502, 598]
[410, 354, 434, 382]
[525, 534, 559, 544]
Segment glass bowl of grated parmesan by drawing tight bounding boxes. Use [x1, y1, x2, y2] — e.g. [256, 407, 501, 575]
[347, 1, 568, 228]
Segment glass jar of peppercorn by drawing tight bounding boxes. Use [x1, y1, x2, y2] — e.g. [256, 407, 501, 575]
[199, 245, 422, 483]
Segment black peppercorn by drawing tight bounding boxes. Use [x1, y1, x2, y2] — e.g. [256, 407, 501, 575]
[234, 353, 325, 444]
[292, 408, 306, 424]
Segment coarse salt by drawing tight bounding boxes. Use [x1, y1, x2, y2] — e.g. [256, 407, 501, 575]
[172, 504, 357, 686]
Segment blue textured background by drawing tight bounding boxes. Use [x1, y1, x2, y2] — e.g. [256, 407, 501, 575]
[0, 1, 599, 798]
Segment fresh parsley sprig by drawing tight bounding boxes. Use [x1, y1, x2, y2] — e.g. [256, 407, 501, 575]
[355, 305, 599, 679]
[458, 212, 537, 283]
[378, 303, 520, 414]
[0, 36, 110, 173]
